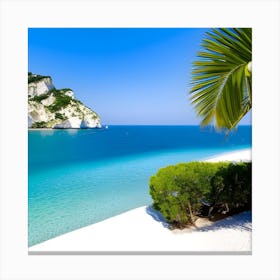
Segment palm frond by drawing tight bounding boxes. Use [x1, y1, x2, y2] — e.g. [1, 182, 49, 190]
[190, 28, 252, 131]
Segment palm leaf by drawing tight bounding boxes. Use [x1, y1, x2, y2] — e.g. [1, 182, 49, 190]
[190, 28, 252, 131]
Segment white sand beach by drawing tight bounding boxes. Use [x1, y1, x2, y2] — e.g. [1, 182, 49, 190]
[205, 148, 251, 162]
[29, 148, 252, 253]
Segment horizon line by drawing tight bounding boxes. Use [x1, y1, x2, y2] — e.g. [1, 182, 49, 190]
[101, 124, 252, 126]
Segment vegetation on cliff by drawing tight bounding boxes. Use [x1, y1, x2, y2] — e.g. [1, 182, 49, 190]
[28, 72, 101, 128]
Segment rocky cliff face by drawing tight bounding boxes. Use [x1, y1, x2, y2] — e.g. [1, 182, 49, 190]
[28, 73, 101, 129]
[28, 76, 54, 97]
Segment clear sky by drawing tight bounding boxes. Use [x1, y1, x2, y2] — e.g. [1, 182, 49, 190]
[28, 28, 251, 125]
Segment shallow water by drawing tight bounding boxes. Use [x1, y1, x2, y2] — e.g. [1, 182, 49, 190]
[28, 125, 251, 246]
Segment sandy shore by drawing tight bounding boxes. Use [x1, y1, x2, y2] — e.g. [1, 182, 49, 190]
[205, 148, 251, 162]
[29, 148, 252, 253]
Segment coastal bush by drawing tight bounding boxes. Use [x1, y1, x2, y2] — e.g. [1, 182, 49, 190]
[209, 162, 252, 214]
[29, 93, 49, 102]
[149, 162, 227, 226]
[48, 90, 72, 112]
[28, 73, 51, 84]
[55, 112, 66, 120]
[149, 161, 251, 228]
[58, 88, 72, 93]
[49, 88, 72, 95]
[31, 121, 48, 128]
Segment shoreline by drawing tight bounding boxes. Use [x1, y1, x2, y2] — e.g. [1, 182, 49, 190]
[29, 148, 252, 252]
[204, 148, 251, 162]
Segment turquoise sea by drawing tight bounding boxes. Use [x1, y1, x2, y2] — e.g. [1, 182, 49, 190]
[28, 125, 251, 246]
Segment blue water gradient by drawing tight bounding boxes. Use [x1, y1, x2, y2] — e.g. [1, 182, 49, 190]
[28, 125, 251, 246]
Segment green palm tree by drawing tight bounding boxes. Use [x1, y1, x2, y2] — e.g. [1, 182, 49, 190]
[190, 28, 252, 131]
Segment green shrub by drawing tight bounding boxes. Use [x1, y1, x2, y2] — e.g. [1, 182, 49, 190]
[55, 112, 66, 120]
[58, 88, 72, 93]
[48, 92, 72, 112]
[209, 162, 252, 213]
[149, 161, 251, 228]
[29, 93, 49, 102]
[49, 88, 72, 95]
[28, 73, 51, 84]
[149, 162, 228, 226]
[30, 121, 48, 128]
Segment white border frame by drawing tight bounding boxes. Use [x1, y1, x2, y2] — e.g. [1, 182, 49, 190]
[1, 0, 279, 279]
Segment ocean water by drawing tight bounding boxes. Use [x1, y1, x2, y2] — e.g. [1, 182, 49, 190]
[28, 125, 251, 246]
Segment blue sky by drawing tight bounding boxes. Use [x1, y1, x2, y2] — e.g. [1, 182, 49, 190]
[28, 28, 251, 125]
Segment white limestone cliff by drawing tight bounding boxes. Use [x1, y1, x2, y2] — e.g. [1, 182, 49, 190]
[28, 77, 54, 97]
[41, 94, 56, 106]
[28, 73, 101, 129]
[28, 101, 55, 122]
[54, 117, 83, 129]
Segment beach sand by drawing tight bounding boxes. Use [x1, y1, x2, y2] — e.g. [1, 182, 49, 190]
[29, 148, 252, 253]
[204, 148, 251, 162]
